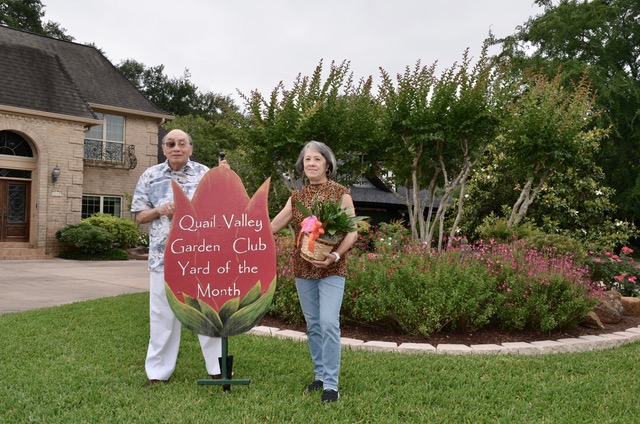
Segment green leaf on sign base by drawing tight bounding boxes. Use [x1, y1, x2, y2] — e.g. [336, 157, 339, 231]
[239, 281, 262, 308]
[165, 283, 220, 337]
[196, 299, 223, 334]
[219, 297, 240, 324]
[221, 276, 277, 336]
[183, 293, 202, 312]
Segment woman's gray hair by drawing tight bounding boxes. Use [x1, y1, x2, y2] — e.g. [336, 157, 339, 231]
[295, 140, 338, 179]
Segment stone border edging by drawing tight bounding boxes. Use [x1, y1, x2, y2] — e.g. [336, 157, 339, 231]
[248, 325, 640, 355]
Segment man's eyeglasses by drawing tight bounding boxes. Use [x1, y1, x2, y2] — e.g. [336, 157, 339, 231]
[164, 140, 192, 149]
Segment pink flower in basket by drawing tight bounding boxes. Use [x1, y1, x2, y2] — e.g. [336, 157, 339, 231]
[293, 197, 367, 258]
[298, 215, 325, 253]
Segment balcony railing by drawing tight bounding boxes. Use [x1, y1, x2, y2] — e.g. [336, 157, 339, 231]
[83, 140, 137, 170]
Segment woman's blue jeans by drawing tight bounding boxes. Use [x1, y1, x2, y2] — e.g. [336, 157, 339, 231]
[295, 275, 345, 391]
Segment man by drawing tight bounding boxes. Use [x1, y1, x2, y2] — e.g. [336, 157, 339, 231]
[131, 129, 226, 385]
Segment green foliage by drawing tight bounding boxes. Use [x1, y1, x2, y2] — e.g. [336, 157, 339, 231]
[494, 271, 598, 332]
[525, 232, 589, 264]
[57, 248, 130, 261]
[372, 220, 411, 252]
[474, 216, 589, 263]
[344, 249, 497, 336]
[55, 223, 114, 255]
[377, 43, 503, 247]
[496, 0, 640, 223]
[475, 216, 540, 243]
[487, 242, 599, 331]
[240, 59, 382, 201]
[293, 198, 367, 238]
[138, 232, 149, 248]
[82, 213, 139, 249]
[269, 236, 304, 324]
[589, 247, 640, 297]
[272, 232, 598, 335]
[0, 0, 73, 40]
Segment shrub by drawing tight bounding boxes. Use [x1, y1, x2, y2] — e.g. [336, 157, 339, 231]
[524, 232, 588, 264]
[58, 248, 130, 261]
[343, 248, 497, 336]
[56, 223, 114, 255]
[138, 232, 149, 249]
[270, 229, 598, 336]
[589, 246, 640, 296]
[479, 240, 600, 331]
[268, 234, 304, 324]
[475, 216, 540, 243]
[82, 213, 139, 249]
[373, 220, 411, 253]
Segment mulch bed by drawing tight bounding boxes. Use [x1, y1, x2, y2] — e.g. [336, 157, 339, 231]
[259, 314, 640, 346]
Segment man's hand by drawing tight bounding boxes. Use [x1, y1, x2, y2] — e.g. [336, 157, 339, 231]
[157, 202, 175, 218]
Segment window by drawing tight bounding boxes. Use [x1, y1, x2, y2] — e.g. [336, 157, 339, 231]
[82, 195, 122, 218]
[0, 130, 33, 157]
[84, 113, 125, 162]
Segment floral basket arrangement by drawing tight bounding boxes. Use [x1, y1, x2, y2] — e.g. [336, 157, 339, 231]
[294, 197, 367, 262]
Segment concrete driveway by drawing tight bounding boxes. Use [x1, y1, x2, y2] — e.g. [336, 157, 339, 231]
[0, 259, 149, 314]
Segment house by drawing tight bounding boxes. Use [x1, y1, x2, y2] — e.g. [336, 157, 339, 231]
[0, 26, 173, 258]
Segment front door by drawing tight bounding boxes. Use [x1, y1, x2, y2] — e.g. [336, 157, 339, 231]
[0, 180, 30, 242]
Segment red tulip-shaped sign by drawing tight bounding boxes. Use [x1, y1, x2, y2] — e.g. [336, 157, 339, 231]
[164, 167, 276, 337]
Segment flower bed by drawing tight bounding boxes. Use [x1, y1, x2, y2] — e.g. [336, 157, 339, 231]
[270, 235, 601, 336]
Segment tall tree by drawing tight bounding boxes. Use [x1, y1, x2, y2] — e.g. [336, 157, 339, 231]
[496, 0, 640, 223]
[0, 0, 73, 40]
[240, 60, 382, 211]
[501, 71, 604, 227]
[378, 44, 501, 249]
[117, 59, 200, 117]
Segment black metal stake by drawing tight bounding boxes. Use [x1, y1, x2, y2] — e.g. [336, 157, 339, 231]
[197, 336, 250, 390]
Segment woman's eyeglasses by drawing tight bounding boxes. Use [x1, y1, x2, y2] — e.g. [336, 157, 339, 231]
[164, 140, 191, 149]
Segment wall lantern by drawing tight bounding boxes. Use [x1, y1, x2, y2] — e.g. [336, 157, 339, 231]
[51, 164, 61, 184]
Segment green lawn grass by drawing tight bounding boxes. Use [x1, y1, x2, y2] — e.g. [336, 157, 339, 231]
[1, 293, 638, 423]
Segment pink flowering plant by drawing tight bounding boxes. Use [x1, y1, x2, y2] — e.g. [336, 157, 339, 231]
[480, 240, 600, 331]
[270, 224, 601, 336]
[589, 246, 640, 297]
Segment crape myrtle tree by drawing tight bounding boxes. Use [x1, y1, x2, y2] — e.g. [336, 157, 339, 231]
[502, 71, 604, 228]
[462, 68, 634, 251]
[239, 60, 383, 216]
[377, 44, 502, 249]
[495, 0, 640, 224]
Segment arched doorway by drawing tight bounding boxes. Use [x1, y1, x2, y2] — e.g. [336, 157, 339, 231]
[0, 131, 34, 243]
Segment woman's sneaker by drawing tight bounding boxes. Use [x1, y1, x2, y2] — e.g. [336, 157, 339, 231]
[321, 389, 339, 403]
[306, 379, 323, 393]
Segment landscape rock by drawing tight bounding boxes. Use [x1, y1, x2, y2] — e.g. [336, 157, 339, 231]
[621, 297, 640, 316]
[593, 291, 624, 324]
[581, 311, 604, 329]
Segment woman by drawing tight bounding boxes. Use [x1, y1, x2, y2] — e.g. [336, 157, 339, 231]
[271, 141, 358, 403]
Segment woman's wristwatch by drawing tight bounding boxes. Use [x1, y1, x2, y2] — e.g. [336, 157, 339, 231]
[331, 251, 341, 262]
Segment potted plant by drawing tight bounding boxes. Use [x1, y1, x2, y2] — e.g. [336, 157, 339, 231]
[293, 197, 367, 262]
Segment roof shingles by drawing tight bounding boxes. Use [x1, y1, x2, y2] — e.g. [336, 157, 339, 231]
[0, 25, 170, 119]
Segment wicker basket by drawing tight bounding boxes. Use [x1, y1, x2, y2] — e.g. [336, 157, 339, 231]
[300, 233, 336, 262]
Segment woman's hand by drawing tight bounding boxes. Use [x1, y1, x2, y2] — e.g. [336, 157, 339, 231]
[310, 252, 339, 268]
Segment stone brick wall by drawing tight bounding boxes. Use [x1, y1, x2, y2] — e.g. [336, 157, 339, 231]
[0, 110, 162, 255]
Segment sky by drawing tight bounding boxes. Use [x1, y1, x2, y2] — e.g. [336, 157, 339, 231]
[43, 0, 542, 107]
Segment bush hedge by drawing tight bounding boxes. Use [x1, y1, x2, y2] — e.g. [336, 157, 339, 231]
[269, 234, 601, 336]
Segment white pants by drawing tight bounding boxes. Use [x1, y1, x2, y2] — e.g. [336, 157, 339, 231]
[145, 271, 222, 380]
